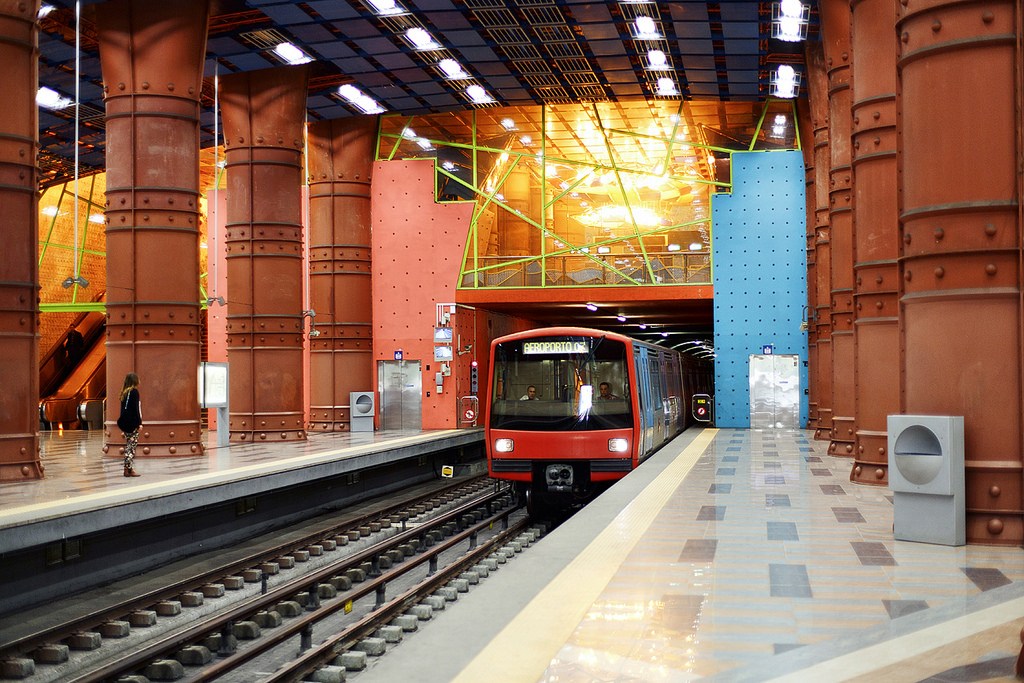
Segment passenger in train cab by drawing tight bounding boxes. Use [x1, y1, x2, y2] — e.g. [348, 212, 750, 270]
[598, 382, 619, 400]
[520, 385, 538, 400]
[116, 373, 143, 477]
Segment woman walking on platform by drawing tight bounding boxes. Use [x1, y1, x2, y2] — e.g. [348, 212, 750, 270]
[116, 373, 142, 477]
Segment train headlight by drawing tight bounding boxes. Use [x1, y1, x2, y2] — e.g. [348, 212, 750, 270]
[608, 438, 629, 453]
[494, 438, 514, 453]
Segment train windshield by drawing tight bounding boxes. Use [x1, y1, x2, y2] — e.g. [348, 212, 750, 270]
[490, 335, 632, 431]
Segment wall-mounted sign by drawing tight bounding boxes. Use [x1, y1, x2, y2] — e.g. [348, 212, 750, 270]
[394, 350, 403, 360]
[762, 344, 774, 355]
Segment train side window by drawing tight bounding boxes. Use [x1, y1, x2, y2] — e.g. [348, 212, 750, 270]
[648, 358, 663, 410]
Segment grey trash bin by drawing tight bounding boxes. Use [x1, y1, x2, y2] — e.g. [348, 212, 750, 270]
[887, 415, 965, 546]
[350, 392, 375, 432]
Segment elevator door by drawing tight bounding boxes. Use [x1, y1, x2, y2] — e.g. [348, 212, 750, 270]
[749, 354, 800, 429]
[378, 360, 422, 431]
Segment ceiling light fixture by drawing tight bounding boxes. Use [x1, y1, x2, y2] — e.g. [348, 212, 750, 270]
[586, 303, 599, 312]
[616, 315, 627, 322]
[273, 42, 312, 65]
[501, 118, 516, 130]
[367, 0, 403, 15]
[37, 86, 72, 110]
[438, 58, 469, 79]
[772, 0, 809, 42]
[38, 3, 56, 18]
[337, 84, 386, 114]
[406, 27, 439, 50]
[656, 77, 678, 96]
[466, 84, 494, 104]
[634, 16, 660, 39]
[646, 49, 668, 69]
[770, 64, 800, 98]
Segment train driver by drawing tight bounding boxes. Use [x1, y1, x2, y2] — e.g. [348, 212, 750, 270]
[598, 382, 619, 400]
[520, 385, 538, 400]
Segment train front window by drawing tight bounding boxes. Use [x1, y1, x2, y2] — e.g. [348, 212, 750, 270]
[490, 336, 632, 430]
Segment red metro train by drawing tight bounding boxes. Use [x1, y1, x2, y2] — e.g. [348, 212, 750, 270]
[484, 326, 711, 513]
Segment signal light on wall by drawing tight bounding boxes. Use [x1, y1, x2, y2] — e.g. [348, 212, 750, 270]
[470, 360, 479, 394]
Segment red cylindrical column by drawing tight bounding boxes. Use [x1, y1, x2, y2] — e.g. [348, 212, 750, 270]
[799, 94, 818, 433]
[822, 0, 855, 456]
[0, 0, 42, 480]
[220, 66, 309, 443]
[850, 0, 899, 486]
[98, 0, 209, 457]
[806, 41, 831, 437]
[307, 118, 376, 432]
[898, 0, 1022, 544]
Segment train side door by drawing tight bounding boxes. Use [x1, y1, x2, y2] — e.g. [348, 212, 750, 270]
[634, 346, 654, 456]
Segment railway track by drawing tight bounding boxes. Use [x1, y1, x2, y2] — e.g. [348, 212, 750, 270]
[0, 475, 544, 682]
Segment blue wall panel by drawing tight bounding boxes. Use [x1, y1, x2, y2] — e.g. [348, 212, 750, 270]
[711, 151, 808, 428]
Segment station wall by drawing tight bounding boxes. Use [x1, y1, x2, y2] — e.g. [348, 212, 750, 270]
[711, 151, 809, 428]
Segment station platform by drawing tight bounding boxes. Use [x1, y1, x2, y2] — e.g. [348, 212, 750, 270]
[0, 427, 483, 615]
[360, 427, 1024, 683]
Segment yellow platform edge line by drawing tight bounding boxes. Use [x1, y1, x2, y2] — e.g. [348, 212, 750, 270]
[769, 594, 1024, 682]
[454, 428, 718, 683]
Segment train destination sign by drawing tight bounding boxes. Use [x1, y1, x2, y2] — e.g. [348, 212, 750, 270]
[523, 340, 589, 355]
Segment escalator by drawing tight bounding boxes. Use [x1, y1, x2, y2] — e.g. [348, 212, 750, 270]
[39, 331, 106, 430]
[39, 294, 107, 430]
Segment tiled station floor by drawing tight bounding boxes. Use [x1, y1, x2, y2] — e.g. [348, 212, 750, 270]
[361, 428, 1024, 683]
[2, 427, 1023, 682]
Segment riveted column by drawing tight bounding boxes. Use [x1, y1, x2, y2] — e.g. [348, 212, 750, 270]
[307, 118, 376, 432]
[806, 41, 831, 437]
[821, 0, 856, 456]
[97, 0, 209, 457]
[850, 0, 899, 486]
[0, 0, 42, 480]
[220, 66, 309, 443]
[898, 0, 1022, 544]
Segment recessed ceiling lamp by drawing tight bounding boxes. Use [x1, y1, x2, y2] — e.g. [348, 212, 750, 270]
[438, 58, 469, 79]
[647, 49, 668, 70]
[689, 242, 704, 251]
[656, 77, 678, 96]
[367, 0, 403, 15]
[38, 3, 56, 18]
[773, 0, 809, 42]
[37, 86, 72, 110]
[442, 161, 456, 171]
[466, 84, 494, 104]
[337, 84, 386, 114]
[501, 118, 516, 130]
[771, 65, 800, 98]
[586, 303, 599, 312]
[616, 315, 627, 322]
[88, 213, 105, 224]
[634, 16, 660, 39]
[273, 42, 312, 65]
[520, 135, 532, 145]
[406, 27, 439, 50]
[638, 324, 647, 330]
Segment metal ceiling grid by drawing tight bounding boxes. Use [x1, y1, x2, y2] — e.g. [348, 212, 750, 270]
[29, 0, 817, 186]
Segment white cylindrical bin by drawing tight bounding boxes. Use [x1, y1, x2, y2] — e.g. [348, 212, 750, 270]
[350, 391, 376, 432]
[887, 415, 965, 546]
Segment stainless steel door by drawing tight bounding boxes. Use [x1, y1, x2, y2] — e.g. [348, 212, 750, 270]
[749, 354, 800, 429]
[378, 360, 422, 431]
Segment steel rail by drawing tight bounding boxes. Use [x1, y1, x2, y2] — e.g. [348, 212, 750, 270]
[61, 487, 513, 683]
[0, 475, 488, 659]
